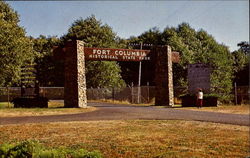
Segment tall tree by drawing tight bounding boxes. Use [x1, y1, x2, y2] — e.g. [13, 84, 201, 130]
[237, 41, 250, 55]
[130, 23, 234, 101]
[232, 41, 249, 86]
[62, 15, 125, 88]
[171, 24, 234, 101]
[31, 35, 63, 86]
[0, 1, 33, 86]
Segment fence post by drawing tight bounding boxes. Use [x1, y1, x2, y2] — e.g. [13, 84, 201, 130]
[131, 82, 134, 103]
[112, 87, 115, 102]
[234, 82, 237, 105]
[7, 86, 10, 108]
[147, 82, 150, 103]
[91, 88, 94, 100]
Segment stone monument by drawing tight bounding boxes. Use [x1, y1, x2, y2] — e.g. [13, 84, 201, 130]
[188, 63, 211, 94]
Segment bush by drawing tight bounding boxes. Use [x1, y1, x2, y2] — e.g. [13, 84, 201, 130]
[11, 97, 48, 108]
[34, 149, 67, 158]
[0, 140, 102, 158]
[70, 149, 103, 158]
[180, 94, 218, 107]
[180, 94, 196, 107]
[0, 140, 41, 158]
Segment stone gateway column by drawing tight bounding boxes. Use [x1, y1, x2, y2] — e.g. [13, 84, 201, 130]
[64, 40, 87, 108]
[154, 45, 174, 106]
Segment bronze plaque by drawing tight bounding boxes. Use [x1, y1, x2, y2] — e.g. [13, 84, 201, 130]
[84, 47, 151, 61]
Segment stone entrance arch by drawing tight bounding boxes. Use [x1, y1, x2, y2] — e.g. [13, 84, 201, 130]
[59, 40, 179, 108]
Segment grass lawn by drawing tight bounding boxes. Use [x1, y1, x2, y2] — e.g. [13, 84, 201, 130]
[175, 104, 249, 114]
[0, 101, 96, 117]
[88, 99, 153, 107]
[89, 100, 249, 114]
[0, 120, 248, 158]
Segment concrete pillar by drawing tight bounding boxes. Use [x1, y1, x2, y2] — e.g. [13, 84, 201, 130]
[154, 45, 174, 106]
[64, 40, 87, 108]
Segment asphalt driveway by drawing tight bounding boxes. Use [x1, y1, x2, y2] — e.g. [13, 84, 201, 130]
[0, 102, 249, 126]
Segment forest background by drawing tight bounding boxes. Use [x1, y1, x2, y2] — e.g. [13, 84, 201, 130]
[0, 1, 249, 102]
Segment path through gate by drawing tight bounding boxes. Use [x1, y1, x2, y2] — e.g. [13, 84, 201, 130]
[54, 40, 179, 108]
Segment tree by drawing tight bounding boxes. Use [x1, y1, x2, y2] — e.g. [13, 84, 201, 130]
[122, 28, 162, 86]
[237, 41, 250, 55]
[31, 35, 63, 86]
[232, 41, 249, 86]
[232, 50, 248, 73]
[174, 24, 234, 101]
[0, 1, 33, 86]
[130, 23, 234, 101]
[62, 15, 125, 88]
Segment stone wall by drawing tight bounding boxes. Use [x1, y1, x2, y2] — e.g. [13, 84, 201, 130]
[154, 46, 174, 106]
[64, 40, 87, 108]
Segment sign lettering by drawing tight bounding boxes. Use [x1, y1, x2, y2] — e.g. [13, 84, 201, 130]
[84, 47, 151, 61]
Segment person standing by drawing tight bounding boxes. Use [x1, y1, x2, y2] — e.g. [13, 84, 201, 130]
[196, 89, 203, 108]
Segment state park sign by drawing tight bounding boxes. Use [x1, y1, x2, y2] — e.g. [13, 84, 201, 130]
[54, 45, 179, 62]
[84, 47, 151, 61]
[60, 40, 179, 108]
[84, 47, 180, 62]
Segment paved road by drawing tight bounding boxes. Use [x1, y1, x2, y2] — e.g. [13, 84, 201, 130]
[0, 102, 249, 126]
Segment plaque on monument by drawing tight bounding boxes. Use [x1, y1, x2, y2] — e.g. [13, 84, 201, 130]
[188, 63, 211, 94]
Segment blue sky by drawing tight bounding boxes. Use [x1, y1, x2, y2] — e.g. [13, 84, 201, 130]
[7, 0, 249, 52]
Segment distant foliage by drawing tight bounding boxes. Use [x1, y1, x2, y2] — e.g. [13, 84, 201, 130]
[63, 15, 117, 48]
[232, 41, 249, 86]
[0, 140, 103, 158]
[86, 61, 125, 88]
[237, 41, 250, 55]
[31, 35, 63, 86]
[1, 3, 246, 102]
[62, 15, 126, 88]
[130, 23, 235, 101]
[0, 1, 34, 86]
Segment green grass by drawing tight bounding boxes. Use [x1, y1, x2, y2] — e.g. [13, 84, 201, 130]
[0, 102, 13, 108]
[0, 140, 102, 158]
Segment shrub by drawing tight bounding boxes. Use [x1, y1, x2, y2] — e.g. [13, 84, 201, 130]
[0, 143, 14, 157]
[34, 149, 67, 158]
[180, 94, 218, 107]
[0, 140, 41, 158]
[0, 140, 103, 158]
[11, 97, 48, 108]
[70, 149, 103, 158]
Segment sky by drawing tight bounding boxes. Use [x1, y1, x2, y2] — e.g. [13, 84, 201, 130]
[7, 0, 249, 52]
